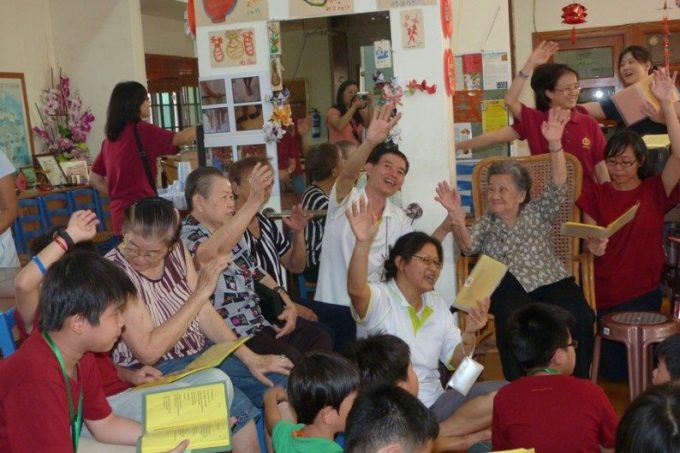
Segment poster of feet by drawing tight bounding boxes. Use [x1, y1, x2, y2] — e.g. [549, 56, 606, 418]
[209, 28, 257, 68]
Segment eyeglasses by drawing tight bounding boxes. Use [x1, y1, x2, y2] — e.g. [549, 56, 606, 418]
[605, 159, 638, 168]
[121, 244, 168, 261]
[565, 340, 579, 350]
[411, 255, 442, 269]
[552, 84, 581, 94]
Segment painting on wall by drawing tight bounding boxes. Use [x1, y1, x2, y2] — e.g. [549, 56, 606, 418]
[209, 28, 257, 68]
[0, 73, 34, 169]
[288, 0, 353, 18]
[237, 143, 267, 159]
[232, 76, 261, 104]
[377, 0, 435, 8]
[200, 78, 227, 105]
[401, 9, 424, 49]
[235, 105, 264, 131]
[207, 146, 235, 170]
[195, 0, 268, 26]
[202, 107, 231, 134]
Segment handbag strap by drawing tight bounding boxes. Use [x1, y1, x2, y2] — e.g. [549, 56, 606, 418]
[133, 122, 158, 196]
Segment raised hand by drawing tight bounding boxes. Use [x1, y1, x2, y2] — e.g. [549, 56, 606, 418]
[297, 116, 311, 136]
[65, 210, 99, 243]
[248, 163, 273, 205]
[365, 101, 401, 146]
[541, 107, 570, 144]
[435, 181, 466, 226]
[195, 253, 232, 299]
[463, 297, 490, 333]
[642, 99, 666, 124]
[528, 40, 559, 68]
[346, 196, 379, 243]
[651, 67, 678, 104]
[282, 204, 311, 232]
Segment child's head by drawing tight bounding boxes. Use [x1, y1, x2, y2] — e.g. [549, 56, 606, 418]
[345, 334, 419, 396]
[288, 351, 360, 431]
[39, 251, 136, 352]
[345, 385, 439, 453]
[654, 333, 680, 385]
[615, 383, 680, 453]
[508, 304, 576, 375]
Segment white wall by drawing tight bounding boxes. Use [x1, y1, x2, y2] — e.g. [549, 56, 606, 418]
[142, 14, 196, 57]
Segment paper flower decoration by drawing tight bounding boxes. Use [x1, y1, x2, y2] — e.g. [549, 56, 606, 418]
[561, 3, 588, 44]
[263, 89, 293, 143]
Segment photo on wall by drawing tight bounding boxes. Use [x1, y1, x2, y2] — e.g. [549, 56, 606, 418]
[237, 143, 267, 160]
[235, 104, 263, 131]
[200, 79, 227, 105]
[231, 76, 261, 104]
[207, 146, 235, 170]
[202, 107, 231, 134]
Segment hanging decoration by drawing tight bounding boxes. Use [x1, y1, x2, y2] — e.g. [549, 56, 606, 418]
[444, 48, 456, 96]
[185, 0, 196, 38]
[561, 3, 588, 44]
[406, 79, 437, 95]
[440, 0, 452, 39]
[663, 1, 671, 69]
[263, 90, 293, 143]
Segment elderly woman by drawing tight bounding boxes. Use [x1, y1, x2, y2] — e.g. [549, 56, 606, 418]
[438, 108, 595, 381]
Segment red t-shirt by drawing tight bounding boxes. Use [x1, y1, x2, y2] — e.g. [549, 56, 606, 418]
[277, 125, 304, 176]
[91, 121, 177, 234]
[512, 104, 606, 184]
[0, 333, 112, 453]
[577, 175, 677, 309]
[492, 375, 618, 453]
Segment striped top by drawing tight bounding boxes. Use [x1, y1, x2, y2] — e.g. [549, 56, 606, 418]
[107, 241, 206, 367]
[301, 184, 328, 268]
[243, 213, 291, 286]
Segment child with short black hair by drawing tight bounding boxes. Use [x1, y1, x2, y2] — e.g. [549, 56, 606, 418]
[653, 333, 680, 385]
[264, 350, 359, 452]
[345, 385, 439, 453]
[493, 304, 618, 453]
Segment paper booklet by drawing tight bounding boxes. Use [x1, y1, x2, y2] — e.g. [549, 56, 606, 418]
[454, 255, 508, 312]
[560, 203, 640, 239]
[643, 134, 671, 149]
[135, 336, 250, 390]
[611, 75, 680, 126]
[138, 382, 230, 453]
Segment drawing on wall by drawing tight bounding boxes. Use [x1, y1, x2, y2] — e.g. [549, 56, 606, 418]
[289, 0, 353, 18]
[208, 146, 235, 170]
[231, 76, 261, 104]
[235, 105, 264, 131]
[374, 40, 392, 69]
[377, 0, 435, 7]
[202, 107, 230, 134]
[401, 9, 424, 49]
[195, 0, 268, 26]
[0, 73, 34, 169]
[200, 78, 227, 105]
[209, 28, 257, 68]
[462, 53, 483, 90]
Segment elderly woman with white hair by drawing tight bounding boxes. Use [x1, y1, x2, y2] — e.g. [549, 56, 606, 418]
[437, 107, 595, 381]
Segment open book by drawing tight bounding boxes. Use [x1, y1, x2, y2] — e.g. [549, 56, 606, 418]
[454, 255, 508, 312]
[139, 382, 230, 453]
[561, 203, 639, 239]
[135, 337, 250, 389]
[643, 134, 671, 149]
[611, 75, 680, 126]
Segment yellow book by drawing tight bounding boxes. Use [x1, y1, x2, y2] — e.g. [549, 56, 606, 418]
[560, 203, 639, 240]
[643, 134, 671, 149]
[454, 255, 508, 312]
[136, 337, 250, 389]
[611, 75, 680, 126]
[139, 382, 230, 453]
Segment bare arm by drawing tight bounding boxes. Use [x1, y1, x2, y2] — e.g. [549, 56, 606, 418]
[541, 107, 569, 187]
[171, 126, 197, 146]
[279, 205, 310, 273]
[0, 174, 16, 236]
[327, 99, 365, 132]
[580, 101, 607, 120]
[456, 127, 520, 151]
[89, 172, 108, 195]
[651, 68, 680, 195]
[335, 103, 401, 202]
[264, 387, 288, 434]
[594, 161, 611, 184]
[435, 182, 473, 253]
[504, 41, 559, 120]
[346, 197, 378, 319]
[85, 413, 141, 446]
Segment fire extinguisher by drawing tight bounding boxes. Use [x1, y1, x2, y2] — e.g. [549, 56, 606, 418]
[311, 108, 321, 138]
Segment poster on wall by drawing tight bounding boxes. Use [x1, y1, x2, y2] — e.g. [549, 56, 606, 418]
[195, 0, 268, 26]
[482, 51, 511, 90]
[209, 29, 257, 68]
[207, 146, 235, 170]
[481, 99, 509, 133]
[288, 0, 353, 18]
[454, 123, 473, 159]
[462, 53, 483, 90]
[237, 143, 267, 159]
[377, 0, 436, 7]
[401, 9, 424, 50]
[452, 91, 483, 123]
[374, 40, 392, 69]
[0, 73, 34, 169]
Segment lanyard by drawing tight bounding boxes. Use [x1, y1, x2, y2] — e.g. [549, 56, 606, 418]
[529, 367, 560, 375]
[43, 332, 83, 452]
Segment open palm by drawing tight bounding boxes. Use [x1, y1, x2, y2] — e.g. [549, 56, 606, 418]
[541, 107, 569, 143]
[346, 197, 379, 243]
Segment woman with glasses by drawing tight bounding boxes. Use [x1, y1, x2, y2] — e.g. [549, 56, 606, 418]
[438, 108, 595, 382]
[107, 197, 293, 452]
[578, 68, 680, 380]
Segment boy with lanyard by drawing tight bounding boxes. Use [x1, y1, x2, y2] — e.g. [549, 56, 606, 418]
[0, 252, 192, 452]
[492, 304, 618, 453]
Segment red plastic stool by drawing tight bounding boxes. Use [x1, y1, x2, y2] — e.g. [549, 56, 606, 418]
[591, 311, 680, 401]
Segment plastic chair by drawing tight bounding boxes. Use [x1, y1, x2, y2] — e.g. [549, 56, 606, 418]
[296, 274, 317, 302]
[13, 198, 47, 255]
[0, 307, 17, 358]
[68, 187, 99, 214]
[38, 192, 74, 228]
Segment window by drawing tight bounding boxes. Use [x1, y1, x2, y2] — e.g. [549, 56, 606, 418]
[148, 87, 201, 132]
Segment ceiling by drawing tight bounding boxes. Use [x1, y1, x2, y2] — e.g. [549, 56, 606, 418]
[141, 0, 187, 21]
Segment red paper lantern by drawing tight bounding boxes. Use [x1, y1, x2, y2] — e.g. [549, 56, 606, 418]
[561, 3, 588, 44]
[441, 0, 453, 39]
[444, 49, 456, 97]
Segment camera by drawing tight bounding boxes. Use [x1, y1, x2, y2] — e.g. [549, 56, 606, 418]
[357, 92, 370, 101]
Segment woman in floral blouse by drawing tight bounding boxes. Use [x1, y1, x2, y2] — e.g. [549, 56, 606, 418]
[437, 107, 595, 381]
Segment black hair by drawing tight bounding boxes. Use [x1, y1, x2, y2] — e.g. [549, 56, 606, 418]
[604, 130, 651, 179]
[657, 333, 680, 381]
[383, 232, 443, 282]
[105, 81, 148, 141]
[227, 155, 271, 187]
[332, 80, 364, 127]
[345, 334, 411, 388]
[345, 385, 439, 453]
[185, 166, 228, 212]
[619, 45, 653, 71]
[122, 197, 180, 246]
[39, 251, 136, 332]
[615, 383, 680, 453]
[287, 351, 360, 425]
[487, 159, 532, 206]
[306, 143, 340, 183]
[366, 142, 410, 175]
[30, 226, 98, 255]
[531, 63, 580, 111]
[507, 304, 574, 371]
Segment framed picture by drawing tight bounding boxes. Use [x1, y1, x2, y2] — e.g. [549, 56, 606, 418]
[231, 76, 261, 104]
[60, 160, 90, 182]
[0, 73, 35, 169]
[19, 166, 36, 188]
[35, 154, 67, 186]
[202, 107, 231, 134]
[200, 78, 227, 106]
[235, 104, 263, 131]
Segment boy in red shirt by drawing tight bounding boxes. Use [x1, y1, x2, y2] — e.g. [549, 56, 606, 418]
[492, 304, 618, 453]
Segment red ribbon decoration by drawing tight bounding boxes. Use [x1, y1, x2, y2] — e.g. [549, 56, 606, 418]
[187, 0, 196, 38]
[663, 1, 670, 69]
[561, 3, 588, 44]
